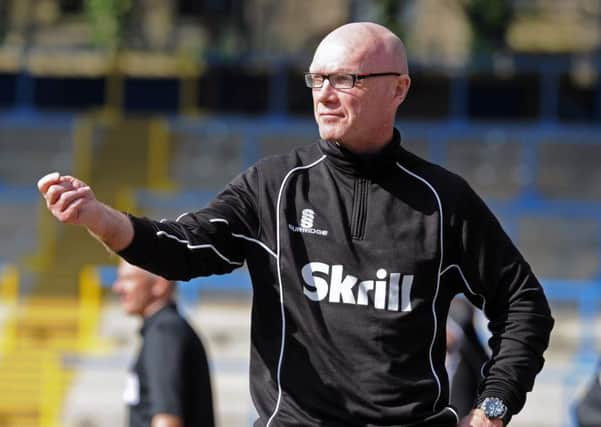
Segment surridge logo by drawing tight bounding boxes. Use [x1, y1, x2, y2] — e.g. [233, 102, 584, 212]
[289, 209, 328, 236]
[300, 209, 314, 228]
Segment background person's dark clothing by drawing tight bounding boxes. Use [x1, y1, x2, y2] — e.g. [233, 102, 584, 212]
[126, 303, 214, 427]
[575, 361, 601, 427]
[120, 129, 553, 426]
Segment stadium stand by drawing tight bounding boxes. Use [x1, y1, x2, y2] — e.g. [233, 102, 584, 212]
[169, 125, 244, 191]
[2, 114, 601, 426]
[0, 195, 39, 262]
[2, 2, 601, 425]
[0, 121, 73, 187]
[1, 112, 601, 426]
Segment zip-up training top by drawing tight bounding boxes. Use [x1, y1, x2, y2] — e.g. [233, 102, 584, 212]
[119, 128, 554, 427]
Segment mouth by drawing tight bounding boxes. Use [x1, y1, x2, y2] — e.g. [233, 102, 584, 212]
[319, 112, 343, 119]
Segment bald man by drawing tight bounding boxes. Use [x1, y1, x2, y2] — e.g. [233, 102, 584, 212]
[39, 22, 552, 427]
[113, 261, 214, 427]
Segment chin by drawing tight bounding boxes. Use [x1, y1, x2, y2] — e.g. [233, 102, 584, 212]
[318, 127, 344, 142]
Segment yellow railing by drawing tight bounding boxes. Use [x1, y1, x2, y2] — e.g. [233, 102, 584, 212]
[0, 351, 69, 427]
[0, 274, 70, 427]
[0, 264, 110, 426]
[72, 115, 94, 184]
[0, 263, 19, 306]
[27, 205, 60, 272]
[148, 118, 176, 191]
[39, 351, 66, 427]
[103, 53, 123, 121]
[0, 264, 18, 352]
[78, 265, 103, 351]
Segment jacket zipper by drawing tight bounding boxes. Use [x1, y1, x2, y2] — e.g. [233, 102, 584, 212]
[351, 177, 369, 240]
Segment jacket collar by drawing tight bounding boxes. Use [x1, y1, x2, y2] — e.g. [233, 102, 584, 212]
[140, 301, 177, 336]
[318, 128, 404, 176]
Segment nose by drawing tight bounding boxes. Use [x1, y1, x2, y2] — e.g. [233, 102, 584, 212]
[316, 79, 337, 103]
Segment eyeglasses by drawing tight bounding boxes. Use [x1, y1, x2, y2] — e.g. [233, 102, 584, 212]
[304, 72, 402, 89]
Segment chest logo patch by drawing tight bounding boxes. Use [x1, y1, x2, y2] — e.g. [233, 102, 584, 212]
[288, 208, 329, 236]
[301, 262, 414, 312]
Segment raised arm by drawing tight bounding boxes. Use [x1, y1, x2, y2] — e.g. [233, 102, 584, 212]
[37, 172, 133, 251]
[39, 164, 261, 282]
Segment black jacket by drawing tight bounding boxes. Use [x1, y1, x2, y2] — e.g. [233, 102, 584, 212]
[128, 303, 214, 427]
[120, 129, 554, 426]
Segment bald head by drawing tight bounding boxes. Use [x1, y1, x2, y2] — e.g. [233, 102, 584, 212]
[113, 260, 176, 317]
[313, 22, 408, 75]
[309, 22, 411, 153]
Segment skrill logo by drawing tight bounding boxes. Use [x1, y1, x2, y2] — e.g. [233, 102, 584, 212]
[301, 262, 414, 312]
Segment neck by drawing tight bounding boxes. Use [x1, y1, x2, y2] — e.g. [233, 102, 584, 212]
[142, 298, 172, 318]
[335, 129, 395, 155]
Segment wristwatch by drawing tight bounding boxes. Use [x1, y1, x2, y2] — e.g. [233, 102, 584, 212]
[478, 397, 508, 422]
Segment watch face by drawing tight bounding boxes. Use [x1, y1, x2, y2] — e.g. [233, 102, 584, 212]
[481, 397, 507, 418]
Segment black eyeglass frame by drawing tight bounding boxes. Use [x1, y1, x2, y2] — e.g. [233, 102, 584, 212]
[304, 72, 402, 89]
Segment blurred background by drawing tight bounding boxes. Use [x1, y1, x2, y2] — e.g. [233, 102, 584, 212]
[0, 0, 600, 426]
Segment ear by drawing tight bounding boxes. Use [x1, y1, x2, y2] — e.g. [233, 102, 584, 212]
[394, 74, 411, 106]
[151, 279, 169, 298]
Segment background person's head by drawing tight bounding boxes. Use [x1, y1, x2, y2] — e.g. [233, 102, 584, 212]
[112, 260, 175, 317]
[309, 22, 411, 153]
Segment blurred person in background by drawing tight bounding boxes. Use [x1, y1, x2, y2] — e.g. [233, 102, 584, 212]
[113, 260, 215, 427]
[38, 22, 553, 427]
[574, 360, 601, 427]
[446, 298, 489, 418]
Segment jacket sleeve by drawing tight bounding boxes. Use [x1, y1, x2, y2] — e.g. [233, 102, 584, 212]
[118, 166, 260, 281]
[453, 182, 554, 420]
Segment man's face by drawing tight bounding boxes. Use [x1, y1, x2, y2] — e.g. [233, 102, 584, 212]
[112, 263, 155, 316]
[309, 41, 399, 151]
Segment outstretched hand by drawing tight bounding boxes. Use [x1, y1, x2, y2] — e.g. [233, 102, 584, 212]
[37, 172, 134, 251]
[38, 172, 98, 225]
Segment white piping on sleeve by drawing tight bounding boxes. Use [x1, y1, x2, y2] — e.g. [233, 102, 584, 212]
[232, 233, 277, 259]
[266, 155, 326, 427]
[441, 264, 490, 380]
[176, 212, 191, 222]
[396, 162, 444, 412]
[209, 218, 277, 259]
[440, 264, 487, 312]
[155, 230, 244, 266]
[446, 406, 460, 424]
[439, 264, 454, 276]
[209, 218, 229, 224]
[158, 212, 190, 223]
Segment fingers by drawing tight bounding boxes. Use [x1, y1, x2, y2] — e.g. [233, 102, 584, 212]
[61, 175, 87, 189]
[45, 179, 79, 206]
[48, 187, 87, 224]
[53, 185, 90, 214]
[45, 183, 68, 205]
[39, 173, 92, 210]
[37, 172, 61, 194]
[38, 173, 88, 195]
[39, 171, 94, 224]
[56, 196, 86, 223]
